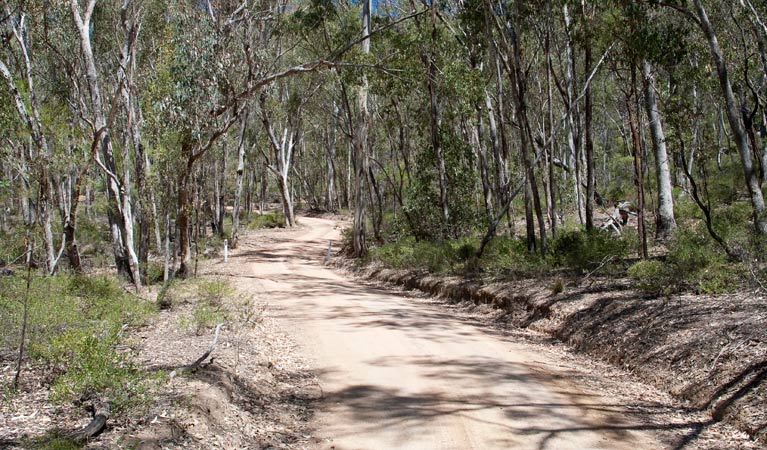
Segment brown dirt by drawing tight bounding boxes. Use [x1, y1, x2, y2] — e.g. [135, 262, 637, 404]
[1, 257, 318, 449]
[4, 215, 762, 449]
[214, 215, 757, 449]
[339, 245, 767, 447]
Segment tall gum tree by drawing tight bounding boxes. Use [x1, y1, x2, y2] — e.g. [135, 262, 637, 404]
[688, 0, 767, 236]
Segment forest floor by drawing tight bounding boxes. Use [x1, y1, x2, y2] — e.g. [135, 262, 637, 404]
[2, 214, 762, 449]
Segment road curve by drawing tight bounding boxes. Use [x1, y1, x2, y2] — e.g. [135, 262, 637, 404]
[227, 216, 663, 450]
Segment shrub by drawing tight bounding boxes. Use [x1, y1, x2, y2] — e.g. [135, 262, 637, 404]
[549, 278, 565, 295]
[549, 230, 627, 271]
[369, 238, 458, 273]
[627, 260, 670, 294]
[197, 278, 234, 308]
[179, 278, 232, 335]
[0, 273, 155, 415]
[246, 211, 286, 230]
[0, 226, 27, 267]
[478, 236, 546, 276]
[629, 230, 742, 295]
[145, 261, 166, 285]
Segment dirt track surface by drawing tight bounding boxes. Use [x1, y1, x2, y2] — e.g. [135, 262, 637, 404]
[217, 216, 690, 450]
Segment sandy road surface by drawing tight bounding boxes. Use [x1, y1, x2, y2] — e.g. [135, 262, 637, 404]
[225, 216, 665, 450]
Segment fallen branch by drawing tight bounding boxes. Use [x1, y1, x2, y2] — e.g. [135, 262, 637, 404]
[69, 398, 110, 442]
[581, 255, 617, 286]
[170, 322, 225, 378]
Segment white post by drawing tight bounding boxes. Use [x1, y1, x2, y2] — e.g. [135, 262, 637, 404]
[224, 239, 229, 263]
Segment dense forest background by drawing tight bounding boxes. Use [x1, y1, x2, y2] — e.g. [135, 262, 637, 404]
[1, 0, 767, 288]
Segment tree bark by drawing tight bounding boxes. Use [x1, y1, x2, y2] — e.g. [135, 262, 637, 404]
[71, 0, 139, 284]
[627, 71, 648, 259]
[563, 4, 585, 226]
[325, 104, 339, 212]
[692, 0, 767, 236]
[584, 10, 596, 231]
[0, 27, 56, 274]
[230, 110, 249, 249]
[260, 93, 298, 228]
[351, 0, 372, 257]
[474, 105, 494, 221]
[642, 59, 677, 240]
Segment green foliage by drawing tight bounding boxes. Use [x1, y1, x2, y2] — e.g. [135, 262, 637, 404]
[246, 212, 287, 230]
[369, 237, 459, 273]
[629, 230, 742, 295]
[479, 236, 546, 276]
[179, 278, 233, 335]
[22, 435, 84, 450]
[666, 230, 740, 294]
[549, 230, 628, 271]
[627, 260, 670, 295]
[186, 301, 227, 336]
[0, 226, 27, 266]
[549, 278, 565, 295]
[145, 261, 166, 286]
[197, 278, 235, 307]
[0, 274, 155, 415]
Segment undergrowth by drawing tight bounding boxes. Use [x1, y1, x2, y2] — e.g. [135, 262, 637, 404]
[0, 274, 157, 416]
[366, 220, 752, 296]
[629, 229, 745, 295]
[246, 211, 286, 230]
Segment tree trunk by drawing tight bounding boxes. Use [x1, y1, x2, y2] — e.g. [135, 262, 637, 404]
[176, 159, 192, 278]
[260, 93, 299, 228]
[545, 17, 558, 238]
[325, 104, 339, 212]
[0, 46, 56, 273]
[474, 105, 494, 221]
[71, 0, 138, 284]
[642, 59, 677, 240]
[563, 4, 585, 226]
[230, 110, 249, 249]
[584, 15, 595, 231]
[627, 72, 648, 259]
[352, 0, 372, 257]
[692, 0, 767, 235]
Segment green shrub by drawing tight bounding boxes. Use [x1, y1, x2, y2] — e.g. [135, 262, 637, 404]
[549, 278, 565, 295]
[368, 237, 416, 269]
[179, 278, 232, 335]
[0, 226, 26, 267]
[145, 261, 165, 285]
[629, 230, 742, 294]
[414, 240, 456, 273]
[246, 211, 286, 230]
[23, 435, 83, 450]
[628, 260, 670, 294]
[0, 273, 155, 416]
[197, 278, 234, 308]
[369, 238, 458, 273]
[549, 230, 627, 271]
[476, 236, 546, 276]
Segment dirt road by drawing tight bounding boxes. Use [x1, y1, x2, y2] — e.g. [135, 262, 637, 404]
[226, 216, 665, 450]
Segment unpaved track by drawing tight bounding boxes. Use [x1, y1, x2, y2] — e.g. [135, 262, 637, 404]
[226, 217, 663, 450]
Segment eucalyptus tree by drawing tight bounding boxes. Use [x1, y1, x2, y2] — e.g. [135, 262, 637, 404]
[229, 109, 250, 249]
[685, 0, 767, 236]
[259, 79, 318, 228]
[0, 1, 59, 274]
[68, 0, 144, 284]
